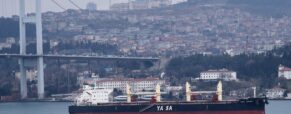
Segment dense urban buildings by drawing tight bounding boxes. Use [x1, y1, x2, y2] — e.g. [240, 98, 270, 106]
[1, 0, 291, 100]
[1, 1, 291, 57]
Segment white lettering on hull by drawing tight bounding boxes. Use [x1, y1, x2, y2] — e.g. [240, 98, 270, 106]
[157, 105, 172, 111]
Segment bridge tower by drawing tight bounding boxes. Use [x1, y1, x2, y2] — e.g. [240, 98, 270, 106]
[19, 0, 44, 99]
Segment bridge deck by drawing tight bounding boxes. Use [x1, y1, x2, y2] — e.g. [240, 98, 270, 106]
[0, 54, 160, 61]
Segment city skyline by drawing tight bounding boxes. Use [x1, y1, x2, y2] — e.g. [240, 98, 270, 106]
[0, 0, 128, 17]
[0, 0, 187, 17]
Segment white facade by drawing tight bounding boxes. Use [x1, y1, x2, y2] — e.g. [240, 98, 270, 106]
[278, 65, 291, 79]
[84, 77, 165, 93]
[76, 85, 113, 105]
[15, 70, 37, 81]
[199, 69, 237, 81]
[164, 85, 183, 96]
[287, 93, 291, 99]
[150, 0, 172, 8]
[110, 3, 129, 11]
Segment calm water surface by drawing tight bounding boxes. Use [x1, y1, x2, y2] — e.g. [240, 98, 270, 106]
[0, 100, 290, 114]
[266, 100, 291, 114]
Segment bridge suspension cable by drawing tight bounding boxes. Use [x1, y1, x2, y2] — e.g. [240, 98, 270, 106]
[68, 0, 82, 10]
[51, 0, 66, 10]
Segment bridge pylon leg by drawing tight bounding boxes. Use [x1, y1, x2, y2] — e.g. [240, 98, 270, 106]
[19, 59, 27, 99]
[36, 0, 44, 99]
[19, 0, 45, 99]
[19, 0, 27, 100]
[37, 57, 45, 99]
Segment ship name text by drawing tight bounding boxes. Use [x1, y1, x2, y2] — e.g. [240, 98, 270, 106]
[157, 105, 173, 111]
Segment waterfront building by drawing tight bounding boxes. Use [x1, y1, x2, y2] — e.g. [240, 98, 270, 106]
[287, 93, 291, 99]
[83, 75, 165, 93]
[278, 65, 291, 79]
[198, 69, 237, 81]
[266, 87, 286, 99]
[78, 85, 113, 104]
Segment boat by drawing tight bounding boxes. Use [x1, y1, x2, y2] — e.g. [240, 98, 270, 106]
[140, 95, 156, 101]
[69, 81, 268, 114]
[114, 95, 128, 101]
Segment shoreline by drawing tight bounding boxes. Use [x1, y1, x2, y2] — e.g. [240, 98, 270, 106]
[0, 99, 73, 103]
[1, 97, 291, 103]
[269, 99, 291, 101]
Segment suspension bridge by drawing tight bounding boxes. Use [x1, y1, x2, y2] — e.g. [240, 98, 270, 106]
[0, 0, 160, 99]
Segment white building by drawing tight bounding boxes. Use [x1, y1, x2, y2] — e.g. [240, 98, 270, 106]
[171, 0, 188, 4]
[15, 70, 37, 81]
[150, 0, 172, 8]
[0, 43, 12, 50]
[224, 49, 243, 57]
[111, 3, 129, 11]
[164, 85, 183, 96]
[6, 37, 16, 44]
[77, 85, 113, 105]
[130, 0, 172, 9]
[266, 87, 286, 99]
[84, 77, 165, 93]
[287, 93, 291, 99]
[278, 65, 291, 79]
[86, 2, 97, 11]
[132, 0, 150, 9]
[199, 69, 237, 81]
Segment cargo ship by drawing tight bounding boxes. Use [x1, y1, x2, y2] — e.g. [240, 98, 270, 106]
[69, 81, 268, 114]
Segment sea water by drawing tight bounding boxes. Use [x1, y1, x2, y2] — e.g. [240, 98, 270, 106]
[0, 100, 290, 114]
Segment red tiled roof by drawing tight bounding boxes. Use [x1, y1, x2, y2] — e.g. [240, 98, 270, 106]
[94, 77, 161, 83]
[201, 69, 235, 73]
[279, 66, 291, 71]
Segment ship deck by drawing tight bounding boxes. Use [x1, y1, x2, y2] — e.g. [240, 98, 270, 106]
[74, 99, 258, 106]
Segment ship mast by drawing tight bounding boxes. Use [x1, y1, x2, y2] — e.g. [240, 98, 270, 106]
[126, 83, 132, 103]
[155, 84, 161, 102]
[217, 81, 223, 101]
[186, 82, 191, 102]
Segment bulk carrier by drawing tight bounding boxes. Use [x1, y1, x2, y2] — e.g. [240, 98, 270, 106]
[69, 81, 268, 114]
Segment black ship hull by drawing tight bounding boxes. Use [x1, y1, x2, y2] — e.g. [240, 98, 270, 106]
[69, 98, 266, 114]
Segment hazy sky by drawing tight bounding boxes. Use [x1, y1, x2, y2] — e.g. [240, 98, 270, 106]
[0, 0, 129, 17]
[0, 0, 186, 17]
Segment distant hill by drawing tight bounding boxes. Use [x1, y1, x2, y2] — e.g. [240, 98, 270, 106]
[184, 0, 291, 17]
[227, 0, 291, 17]
[165, 43, 291, 88]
